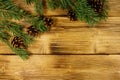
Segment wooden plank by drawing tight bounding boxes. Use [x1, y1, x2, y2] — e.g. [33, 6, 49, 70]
[13, 0, 120, 17]
[0, 28, 97, 54]
[0, 55, 120, 80]
[0, 17, 120, 54]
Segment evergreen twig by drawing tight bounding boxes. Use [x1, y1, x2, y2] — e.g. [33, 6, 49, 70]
[0, 0, 109, 60]
[46, 0, 109, 26]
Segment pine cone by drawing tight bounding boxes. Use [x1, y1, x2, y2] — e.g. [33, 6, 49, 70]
[11, 36, 25, 48]
[87, 0, 104, 14]
[67, 10, 77, 21]
[43, 17, 54, 27]
[27, 26, 39, 37]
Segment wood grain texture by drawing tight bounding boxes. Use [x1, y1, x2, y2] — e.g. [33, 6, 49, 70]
[0, 55, 120, 80]
[96, 25, 120, 54]
[0, 0, 120, 80]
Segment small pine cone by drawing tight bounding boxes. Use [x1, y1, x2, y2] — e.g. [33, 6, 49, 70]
[27, 26, 39, 37]
[87, 0, 104, 14]
[67, 10, 77, 21]
[43, 17, 54, 27]
[11, 36, 25, 48]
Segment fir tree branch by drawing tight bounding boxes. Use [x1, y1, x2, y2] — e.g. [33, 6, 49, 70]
[0, 0, 25, 20]
[0, 30, 11, 43]
[34, 0, 43, 15]
[0, 0, 34, 20]
[26, 16, 48, 32]
[6, 41, 29, 60]
[0, 20, 33, 45]
[47, 0, 57, 10]
[0, 0, 109, 60]
[0, 0, 49, 60]
[0, 31, 29, 60]
[46, 0, 108, 26]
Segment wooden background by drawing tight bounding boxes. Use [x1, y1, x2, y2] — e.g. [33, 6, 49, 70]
[0, 0, 120, 80]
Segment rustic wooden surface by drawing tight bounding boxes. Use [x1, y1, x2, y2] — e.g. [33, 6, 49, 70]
[0, 0, 120, 80]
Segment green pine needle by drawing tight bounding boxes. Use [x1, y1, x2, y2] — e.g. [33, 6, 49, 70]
[34, 0, 43, 14]
[0, 0, 25, 20]
[25, 0, 35, 4]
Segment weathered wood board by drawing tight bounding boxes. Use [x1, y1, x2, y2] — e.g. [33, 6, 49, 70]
[0, 0, 120, 80]
[0, 17, 120, 54]
[0, 55, 120, 80]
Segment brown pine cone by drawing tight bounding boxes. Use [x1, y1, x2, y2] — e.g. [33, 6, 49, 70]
[27, 26, 39, 37]
[43, 17, 54, 27]
[67, 10, 77, 21]
[87, 0, 104, 14]
[11, 36, 25, 48]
